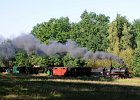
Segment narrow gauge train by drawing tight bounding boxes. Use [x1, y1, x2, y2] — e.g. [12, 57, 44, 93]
[0, 66, 129, 78]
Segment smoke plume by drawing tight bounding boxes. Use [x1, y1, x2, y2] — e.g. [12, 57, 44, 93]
[0, 33, 124, 64]
[0, 41, 15, 60]
[0, 36, 4, 44]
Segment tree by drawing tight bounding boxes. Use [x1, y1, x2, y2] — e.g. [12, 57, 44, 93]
[47, 55, 63, 67]
[119, 48, 134, 67]
[120, 23, 131, 50]
[63, 54, 86, 67]
[31, 17, 71, 44]
[133, 19, 140, 49]
[28, 54, 48, 66]
[108, 21, 120, 55]
[107, 15, 137, 75]
[132, 19, 140, 76]
[108, 14, 136, 55]
[14, 50, 30, 66]
[70, 11, 109, 52]
[133, 49, 140, 76]
[86, 58, 114, 68]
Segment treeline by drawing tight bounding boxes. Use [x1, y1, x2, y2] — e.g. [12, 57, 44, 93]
[0, 10, 140, 76]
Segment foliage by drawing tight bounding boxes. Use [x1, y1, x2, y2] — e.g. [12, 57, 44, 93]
[133, 49, 140, 76]
[70, 10, 109, 52]
[133, 19, 140, 49]
[86, 59, 113, 68]
[63, 54, 85, 67]
[108, 21, 120, 55]
[108, 14, 136, 55]
[118, 48, 134, 76]
[119, 48, 134, 67]
[31, 17, 71, 44]
[28, 54, 48, 66]
[131, 19, 140, 76]
[47, 55, 63, 67]
[14, 50, 30, 66]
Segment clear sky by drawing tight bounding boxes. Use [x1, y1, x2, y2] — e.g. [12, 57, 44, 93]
[0, 0, 140, 38]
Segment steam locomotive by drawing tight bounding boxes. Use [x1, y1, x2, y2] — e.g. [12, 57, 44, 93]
[0, 66, 129, 78]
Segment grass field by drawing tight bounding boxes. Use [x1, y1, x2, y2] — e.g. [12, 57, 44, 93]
[0, 74, 140, 100]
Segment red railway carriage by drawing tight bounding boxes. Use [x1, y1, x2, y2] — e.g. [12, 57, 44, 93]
[52, 67, 68, 76]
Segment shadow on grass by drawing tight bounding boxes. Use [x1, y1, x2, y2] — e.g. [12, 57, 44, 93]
[0, 75, 140, 100]
[13, 74, 115, 82]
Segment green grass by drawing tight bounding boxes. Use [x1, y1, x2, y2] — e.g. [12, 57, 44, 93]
[0, 74, 140, 100]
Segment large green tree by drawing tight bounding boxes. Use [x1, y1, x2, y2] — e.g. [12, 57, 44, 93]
[70, 10, 110, 52]
[31, 17, 71, 43]
[108, 14, 136, 55]
[107, 14, 138, 74]
[132, 19, 140, 76]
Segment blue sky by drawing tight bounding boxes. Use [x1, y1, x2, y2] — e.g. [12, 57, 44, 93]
[0, 0, 140, 38]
